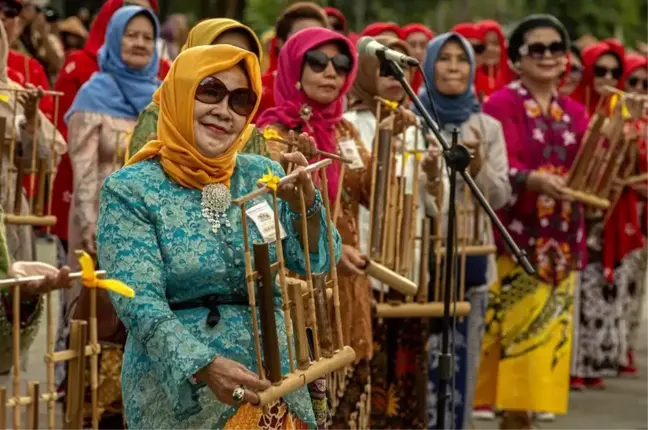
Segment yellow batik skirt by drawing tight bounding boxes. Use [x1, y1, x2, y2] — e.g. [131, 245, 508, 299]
[224, 401, 310, 430]
[474, 256, 575, 414]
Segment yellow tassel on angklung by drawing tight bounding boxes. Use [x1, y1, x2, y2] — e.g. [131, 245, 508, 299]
[609, 93, 631, 119]
[76, 250, 135, 298]
[258, 167, 281, 191]
[262, 128, 283, 141]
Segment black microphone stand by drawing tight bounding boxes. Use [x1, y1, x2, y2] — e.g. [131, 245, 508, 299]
[377, 55, 535, 429]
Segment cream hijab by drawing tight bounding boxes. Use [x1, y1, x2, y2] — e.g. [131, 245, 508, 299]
[0, 23, 65, 153]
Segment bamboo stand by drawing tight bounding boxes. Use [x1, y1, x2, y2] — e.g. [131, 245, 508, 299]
[0, 87, 63, 228]
[0, 267, 127, 430]
[232, 159, 355, 407]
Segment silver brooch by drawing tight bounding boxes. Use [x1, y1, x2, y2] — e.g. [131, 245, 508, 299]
[201, 183, 232, 234]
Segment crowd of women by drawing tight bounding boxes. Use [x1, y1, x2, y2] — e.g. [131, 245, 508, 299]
[0, 0, 646, 429]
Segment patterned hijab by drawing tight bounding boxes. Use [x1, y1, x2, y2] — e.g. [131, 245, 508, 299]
[255, 27, 358, 203]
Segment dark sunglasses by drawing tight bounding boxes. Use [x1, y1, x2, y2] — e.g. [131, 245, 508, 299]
[471, 43, 486, 55]
[0, 1, 22, 18]
[304, 50, 352, 75]
[628, 76, 648, 90]
[195, 77, 257, 117]
[521, 41, 566, 59]
[570, 65, 583, 75]
[593, 65, 622, 79]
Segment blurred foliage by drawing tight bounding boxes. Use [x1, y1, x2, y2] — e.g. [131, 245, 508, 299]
[164, 0, 647, 46]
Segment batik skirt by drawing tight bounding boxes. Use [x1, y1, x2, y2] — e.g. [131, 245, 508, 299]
[475, 256, 575, 414]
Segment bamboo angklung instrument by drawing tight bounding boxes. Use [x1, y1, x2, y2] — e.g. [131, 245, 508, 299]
[365, 98, 418, 297]
[232, 159, 355, 407]
[564, 92, 636, 210]
[0, 253, 134, 430]
[1, 87, 63, 227]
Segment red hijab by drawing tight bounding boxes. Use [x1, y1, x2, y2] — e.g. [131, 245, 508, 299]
[475, 20, 514, 97]
[361, 22, 402, 39]
[620, 53, 648, 89]
[571, 40, 625, 115]
[324, 7, 346, 33]
[401, 23, 434, 93]
[451, 23, 483, 41]
[256, 28, 358, 203]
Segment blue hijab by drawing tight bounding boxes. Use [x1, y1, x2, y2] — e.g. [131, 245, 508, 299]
[414, 32, 481, 127]
[65, 6, 160, 123]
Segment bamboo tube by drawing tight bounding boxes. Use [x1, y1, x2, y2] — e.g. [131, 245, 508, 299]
[417, 219, 431, 303]
[64, 320, 88, 430]
[35, 158, 47, 216]
[297, 188, 320, 360]
[0, 270, 106, 287]
[459, 185, 470, 303]
[375, 301, 471, 318]
[370, 126, 393, 260]
[89, 287, 99, 429]
[27, 381, 39, 430]
[0, 386, 5, 430]
[46, 96, 60, 235]
[319, 168, 344, 351]
[365, 260, 417, 296]
[265, 135, 353, 164]
[287, 279, 310, 370]
[270, 192, 295, 373]
[562, 188, 610, 209]
[254, 242, 282, 383]
[312, 274, 333, 357]
[28, 111, 40, 212]
[332, 163, 345, 224]
[11, 285, 20, 430]
[3, 214, 57, 226]
[433, 184, 444, 302]
[233, 159, 331, 206]
[0, 118, 6, 185]
[367, 100, 383, 260]
[623, 172, 648, 186]
[383, 140, 399, 268]
[567, 114, 605, 187]
[46, 289, 55, 429]
[13, 158, 24, 215]
[238, 203, 264, 379]
[257, 346, 355, 406]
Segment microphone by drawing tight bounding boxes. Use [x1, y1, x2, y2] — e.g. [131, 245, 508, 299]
[357, 36, 420, 67]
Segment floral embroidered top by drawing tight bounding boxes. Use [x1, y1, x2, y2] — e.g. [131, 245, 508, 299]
[483, 81, 589, 284]
[97, 155, 341, 429]
[127, 102, 270, 158]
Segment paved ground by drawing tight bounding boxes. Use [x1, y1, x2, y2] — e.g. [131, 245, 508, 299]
[2, 238, 647, 429]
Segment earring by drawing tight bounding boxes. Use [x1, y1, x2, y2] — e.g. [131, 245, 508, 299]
[295, 81, 302, 90]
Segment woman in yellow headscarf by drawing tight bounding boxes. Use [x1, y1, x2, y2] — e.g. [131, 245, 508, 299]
[127, 18, 265, 157]
[97, 44, 341, 429]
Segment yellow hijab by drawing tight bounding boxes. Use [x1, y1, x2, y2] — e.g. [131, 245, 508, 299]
[126, 45, 262, 190]
[182, 18, 262, 60]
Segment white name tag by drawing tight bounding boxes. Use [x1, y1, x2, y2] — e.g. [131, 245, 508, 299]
[246, 201, 287, 243]
[338, 138, 364, 170]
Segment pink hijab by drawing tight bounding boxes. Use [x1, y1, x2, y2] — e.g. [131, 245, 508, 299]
[256, 27, 358, 203]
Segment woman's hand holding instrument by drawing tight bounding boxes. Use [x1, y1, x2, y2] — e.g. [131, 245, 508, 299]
[275, 152, 317, 211]
[263, 128, 352, 164]
[338, 244, 368, 276]
[195, 356, 271, 406]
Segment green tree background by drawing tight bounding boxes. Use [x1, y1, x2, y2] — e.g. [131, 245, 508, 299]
[163, 0, 647, 47]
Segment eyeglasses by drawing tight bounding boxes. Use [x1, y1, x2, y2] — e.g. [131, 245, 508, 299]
[471, 43, 486, 55]
[0, 1, 23, 18]
[520, 41, 566, 59]
[593, 65, 622, 79]
[628, 76, 648, 90]
[195, 76, 258, 117]
[304, 50, 352, 75]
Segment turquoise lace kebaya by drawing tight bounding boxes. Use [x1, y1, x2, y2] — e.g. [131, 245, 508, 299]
[97, 154, 341, 429]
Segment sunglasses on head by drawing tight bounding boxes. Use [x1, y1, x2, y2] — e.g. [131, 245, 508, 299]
[0, 1, 22, 18]
[304, 50, 352, 75]
[195, 76, 258, 117]
[628, 76, 648, 90]
[593, 65, 622, 80]
[521, 41, 566, 59]
[471, 43, 486, 55]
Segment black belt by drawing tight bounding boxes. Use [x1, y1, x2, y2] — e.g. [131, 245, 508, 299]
[169, 296, 250, 327]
